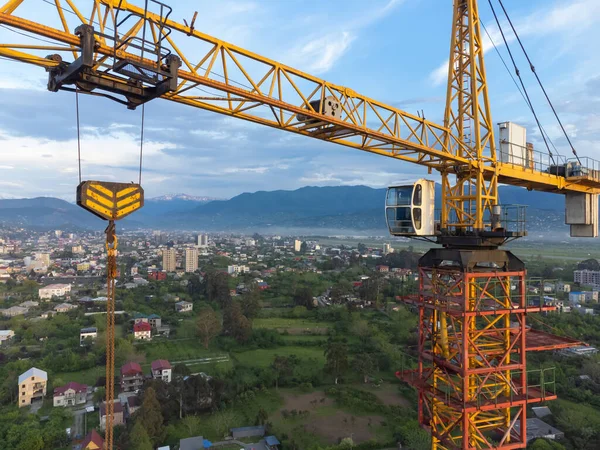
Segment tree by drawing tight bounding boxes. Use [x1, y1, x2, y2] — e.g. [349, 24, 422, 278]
[240, 284, 261, 319]
[204, 271, 231, 307]
[223, 301, 252, 343]
[128, 420, 153, 450]
[352, 353, 376, 383]
[293, 287, 314, 309]
[196, 306, 222, 349]
[256, 408, 269, 425]
[136, 387, 165, 445]
[324, 342, 349, 384]
[173, 363, 191, 379]
[357, 243, 367, 254]
[93, 387, 106, 404]
[359, 274, 383, 307]
[271, 355, 294, 390]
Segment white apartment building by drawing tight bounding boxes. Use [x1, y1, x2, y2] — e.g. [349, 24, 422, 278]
[162, 248, 176, 272]
[185, 247, 198, 273]
[39, 283, 71, 300]
[197, 234, 208, 247]
[80, 327, 97, 346]
[294, 240, 302, 252]
[227, 265, 250, 275]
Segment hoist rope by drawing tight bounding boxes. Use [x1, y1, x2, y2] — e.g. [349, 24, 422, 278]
[486, 0, 556, 165]
[139, 104, 145, 185]
[480, 23, 561, 160]
[497, 0, 581, 165]
[75, 89, 82, 184]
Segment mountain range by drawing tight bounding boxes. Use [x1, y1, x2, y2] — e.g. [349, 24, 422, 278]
[0, 185, 569, 236]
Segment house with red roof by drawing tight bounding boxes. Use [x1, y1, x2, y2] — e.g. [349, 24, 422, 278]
[120, 362, 144, 392]
[100, 400, 124, 429]
[53, 381, 88, 407]
[133, 321, 152, 340]
[151, 359, 172, 383]
[81, 429, 104, 450]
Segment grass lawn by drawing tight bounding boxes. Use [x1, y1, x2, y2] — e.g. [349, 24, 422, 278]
[253, 317, 326, 329]
[233, 346, 325, 368]
[280, 335, 327, 343]
[140, 340, 226, 362]
[54, 366, 106, 386]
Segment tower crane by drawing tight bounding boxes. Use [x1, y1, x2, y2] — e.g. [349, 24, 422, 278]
[1, 0, 598, 449]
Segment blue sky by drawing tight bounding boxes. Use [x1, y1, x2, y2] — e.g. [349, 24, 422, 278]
[0, 0, 599, 200]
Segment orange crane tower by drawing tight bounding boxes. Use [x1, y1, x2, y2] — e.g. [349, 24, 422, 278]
[1, 1, 598, 448]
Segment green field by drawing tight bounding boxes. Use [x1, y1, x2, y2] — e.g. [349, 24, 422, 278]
[55, 366, 106, 386]
[139, 340, 224, 362]
[233, 346, 326, 368]
[253, 317, 326, 329]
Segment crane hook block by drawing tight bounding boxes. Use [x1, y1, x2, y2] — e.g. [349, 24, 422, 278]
[77, 180, 144, 221]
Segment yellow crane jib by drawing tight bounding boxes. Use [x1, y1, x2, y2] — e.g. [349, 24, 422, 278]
[76, 180, 144, 221]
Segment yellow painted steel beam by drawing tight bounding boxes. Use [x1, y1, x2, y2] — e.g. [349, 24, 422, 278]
[0, 2, 599, 199]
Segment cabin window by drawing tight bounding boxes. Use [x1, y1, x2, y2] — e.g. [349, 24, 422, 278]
[387, 187, 412, 206]
[413, 208, 422, 230]
[413, 184, 422, 206]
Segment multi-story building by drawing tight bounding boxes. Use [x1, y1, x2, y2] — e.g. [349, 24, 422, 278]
[53, 381, 88, 407]
[574, 270, 600, 289]
[18, 367, 47, 407]
[383, 243, 393, 255]
[39, 283, 71, 300]
[185, 247, 198, 273]
[162, 248, 176, 272]
[120, 362, 144, 392]
[36, 252, 50, 267]
[100, 401, 124, 429]
[294, 240, 302, 252]
[80, 327, 97, 346]
[151, 360, 172, 383]
[175, 301, 193, 313]
[148, 314, 162, 329]
[148, 269, 167, 281]
[133, 322, 152, 340]
[227, 265, 250, 275]
[197, 234, 208, 247]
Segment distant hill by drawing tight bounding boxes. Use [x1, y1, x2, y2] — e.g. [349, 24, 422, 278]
[0, 197, 105, 230]
[0, 185, 569, 235]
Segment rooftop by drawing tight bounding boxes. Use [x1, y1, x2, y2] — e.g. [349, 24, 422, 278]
[100, 401, 124, 415]
[80, 429, 104, 449]
[151, 359, 172, 371]
[121, 361, 143, 376]
[54, 381, 87, 396]
[18, 367, 48, 384]
[134, 322, 152, 332]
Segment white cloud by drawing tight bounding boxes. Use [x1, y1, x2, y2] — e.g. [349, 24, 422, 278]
[286, 0, 404, 74]
[429, 0, 600, 86]
[223, 166, 269, 174]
